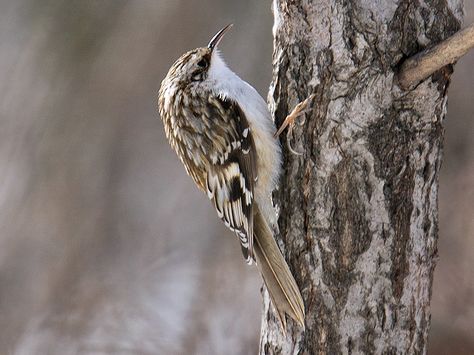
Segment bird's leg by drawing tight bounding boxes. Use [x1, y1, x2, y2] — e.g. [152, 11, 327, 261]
[274, 94, 315, 138]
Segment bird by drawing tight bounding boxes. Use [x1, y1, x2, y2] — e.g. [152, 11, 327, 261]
[158, 24, 305, 329]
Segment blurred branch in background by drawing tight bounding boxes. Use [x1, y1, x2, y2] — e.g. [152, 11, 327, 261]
[0, 1, 472, 354]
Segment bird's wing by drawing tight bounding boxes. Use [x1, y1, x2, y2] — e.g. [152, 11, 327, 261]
[203, 95, 257, 263]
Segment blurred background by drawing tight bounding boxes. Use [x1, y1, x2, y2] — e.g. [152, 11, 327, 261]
[0, 1, 471, 354]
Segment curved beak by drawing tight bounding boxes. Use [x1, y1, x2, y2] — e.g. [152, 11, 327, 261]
[208, 24, 233, 51]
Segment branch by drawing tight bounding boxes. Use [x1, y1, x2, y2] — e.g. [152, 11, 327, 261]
[398, 23, 474, 90]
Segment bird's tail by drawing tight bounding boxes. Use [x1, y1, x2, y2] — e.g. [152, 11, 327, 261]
[253, 206, 305, 330]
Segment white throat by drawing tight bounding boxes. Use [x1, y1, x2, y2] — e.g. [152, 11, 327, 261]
[205, 51, 269, 116]
[207, 50, 244, 98]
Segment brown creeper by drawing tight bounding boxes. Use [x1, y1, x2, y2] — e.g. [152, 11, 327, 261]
[158, 24, 305, 328]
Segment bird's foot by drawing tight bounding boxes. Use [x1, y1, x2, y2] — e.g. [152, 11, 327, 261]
[274, 94, 315, 138]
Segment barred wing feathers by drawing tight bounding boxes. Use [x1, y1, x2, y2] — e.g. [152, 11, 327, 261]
[203, 96, 257, 263]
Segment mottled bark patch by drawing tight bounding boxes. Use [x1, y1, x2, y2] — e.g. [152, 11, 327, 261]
[389, 0, 461, 59]
[368, 115, 416, 301]
[326, 158, 371, 301]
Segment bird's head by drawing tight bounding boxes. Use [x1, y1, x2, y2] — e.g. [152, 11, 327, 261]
[162, 24, 233, 88]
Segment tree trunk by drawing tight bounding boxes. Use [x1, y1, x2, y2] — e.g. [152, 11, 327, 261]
[260, 1, 463, 354]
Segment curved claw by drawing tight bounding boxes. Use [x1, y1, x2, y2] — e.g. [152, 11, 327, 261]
[274, 94, 315, 138]
[275, 94, 315, 155]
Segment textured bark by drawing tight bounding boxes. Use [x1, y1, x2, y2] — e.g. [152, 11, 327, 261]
[260, 1, 463, 354]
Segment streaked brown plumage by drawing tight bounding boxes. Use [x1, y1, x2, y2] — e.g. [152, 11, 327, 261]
[158, 25, 305, 329]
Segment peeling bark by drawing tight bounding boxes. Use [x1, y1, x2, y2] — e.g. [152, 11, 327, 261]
[260, 0, 463, 354]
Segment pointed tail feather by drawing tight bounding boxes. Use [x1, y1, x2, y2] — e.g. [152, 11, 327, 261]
[253, 207, 305, 330]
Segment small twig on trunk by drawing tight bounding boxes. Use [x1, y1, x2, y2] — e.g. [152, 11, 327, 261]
[398, 23, 474, 90]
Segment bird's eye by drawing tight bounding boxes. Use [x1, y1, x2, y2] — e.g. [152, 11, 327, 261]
[197, 59, 208, 68]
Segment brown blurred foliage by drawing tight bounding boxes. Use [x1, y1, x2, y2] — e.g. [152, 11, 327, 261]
[0, 1, 471, 354]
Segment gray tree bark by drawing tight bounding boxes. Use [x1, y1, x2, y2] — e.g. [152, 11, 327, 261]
[260, 1, 464, 354]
